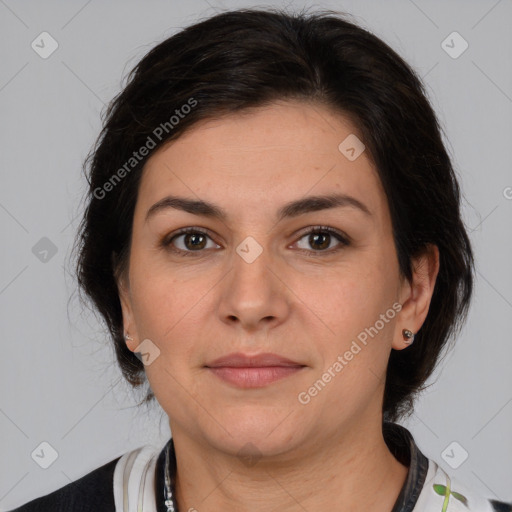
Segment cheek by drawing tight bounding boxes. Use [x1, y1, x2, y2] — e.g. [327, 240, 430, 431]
[299, 254, 399, 371]
[305, 274, 397, 414]
[128, 259, 216, 361]
[294, 260, 392, 335]
[129, 246, 185, 322]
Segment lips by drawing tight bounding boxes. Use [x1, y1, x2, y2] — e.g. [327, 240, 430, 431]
[205, 352, 304, 368]
[205, 352, 306, 388]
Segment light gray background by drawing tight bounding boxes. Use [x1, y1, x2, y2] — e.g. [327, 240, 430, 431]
[1, 0, 511, 509]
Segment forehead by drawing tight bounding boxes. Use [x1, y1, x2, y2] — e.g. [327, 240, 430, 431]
[136, 101, 386, 222]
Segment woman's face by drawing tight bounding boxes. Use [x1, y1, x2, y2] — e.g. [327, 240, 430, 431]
[118, 100, 432, 458]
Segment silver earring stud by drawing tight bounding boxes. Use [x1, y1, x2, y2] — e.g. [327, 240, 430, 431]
[124, 333, 133, 341]
[402, 329, 415, 345]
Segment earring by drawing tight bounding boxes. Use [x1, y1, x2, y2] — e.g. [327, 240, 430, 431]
[124, 333, 133, 341]
[402, 329, 415, 345]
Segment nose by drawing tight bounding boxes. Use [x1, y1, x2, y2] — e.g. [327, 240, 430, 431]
[217, 240, 290, 332]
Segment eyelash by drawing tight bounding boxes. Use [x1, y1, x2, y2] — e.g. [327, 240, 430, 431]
[161, 226, 351, 257]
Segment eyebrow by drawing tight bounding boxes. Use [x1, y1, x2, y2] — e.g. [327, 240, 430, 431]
[145, 193, 372, 224]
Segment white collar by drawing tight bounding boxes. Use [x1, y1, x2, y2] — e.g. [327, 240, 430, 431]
[113, 444, 161, 512]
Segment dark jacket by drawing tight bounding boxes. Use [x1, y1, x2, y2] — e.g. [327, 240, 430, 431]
[8, 457, 119, 512]
[8, 442, 170, 512]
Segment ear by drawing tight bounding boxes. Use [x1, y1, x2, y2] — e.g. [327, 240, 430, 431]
[392, 244, 440, 351]
[116, 270, 139, 353]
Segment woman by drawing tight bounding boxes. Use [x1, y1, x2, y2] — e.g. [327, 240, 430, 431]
[9, 7, 511, 512]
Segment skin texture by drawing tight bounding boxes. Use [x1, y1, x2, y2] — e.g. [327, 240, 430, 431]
[117, 100, 440, 511]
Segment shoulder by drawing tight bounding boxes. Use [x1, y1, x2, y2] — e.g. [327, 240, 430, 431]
[7, 456, 121, 512]
[415, 458, 512, 512]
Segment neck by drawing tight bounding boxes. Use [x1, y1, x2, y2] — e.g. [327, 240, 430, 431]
[169, 420, 409, 512]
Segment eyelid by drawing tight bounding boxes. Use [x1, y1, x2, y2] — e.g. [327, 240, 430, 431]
[292, 225, 350, 244]
[290, 225, 351, 254]
[161, 226, 221, 255]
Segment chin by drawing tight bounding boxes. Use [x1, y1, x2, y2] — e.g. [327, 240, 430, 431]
[204, 408, 309, 461]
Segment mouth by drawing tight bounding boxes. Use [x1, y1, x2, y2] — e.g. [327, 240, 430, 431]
[205, 352, 306, 388]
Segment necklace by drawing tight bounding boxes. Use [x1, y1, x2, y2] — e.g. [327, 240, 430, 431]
[164, 442, 178, 511]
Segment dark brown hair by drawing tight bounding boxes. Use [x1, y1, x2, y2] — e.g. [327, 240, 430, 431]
[74, 7, 474, 423]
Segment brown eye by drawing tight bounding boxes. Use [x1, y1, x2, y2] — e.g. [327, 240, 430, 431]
[163, 228, 220, 255]
[181, 232, 207, 250]
[308, 232, 331, 250]
[294, 227, 350, 253]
